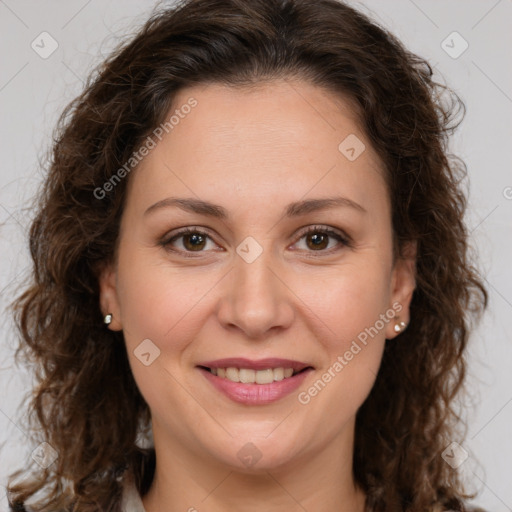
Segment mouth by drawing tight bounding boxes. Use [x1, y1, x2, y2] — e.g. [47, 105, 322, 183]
[197, 365, 312, 384]
[196, 358, 314, 404]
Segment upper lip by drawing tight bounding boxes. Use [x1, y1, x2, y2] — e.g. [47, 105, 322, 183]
[198, 358, 313, 372]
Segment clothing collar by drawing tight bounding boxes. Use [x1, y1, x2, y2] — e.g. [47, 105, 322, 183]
[120, 468, 146, 512]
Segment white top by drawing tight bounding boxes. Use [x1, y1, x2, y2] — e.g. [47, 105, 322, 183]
[120, 470, 146, 512]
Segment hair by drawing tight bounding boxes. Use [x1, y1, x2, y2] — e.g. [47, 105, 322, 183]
[6, 0, 488, 510]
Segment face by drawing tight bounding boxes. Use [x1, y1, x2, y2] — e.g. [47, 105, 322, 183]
[100, 79, 415, 472]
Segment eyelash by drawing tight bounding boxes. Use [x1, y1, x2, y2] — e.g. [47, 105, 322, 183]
[160, 225, 352, 258]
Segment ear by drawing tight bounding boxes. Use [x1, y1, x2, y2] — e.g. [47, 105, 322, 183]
[385, 240, 417, 340]
[98, 263, 123, 331]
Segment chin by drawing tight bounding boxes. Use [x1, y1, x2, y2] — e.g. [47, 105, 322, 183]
[207, 433, 304, 473]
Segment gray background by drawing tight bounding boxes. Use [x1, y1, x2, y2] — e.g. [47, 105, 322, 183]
[0, 0, 511, 510]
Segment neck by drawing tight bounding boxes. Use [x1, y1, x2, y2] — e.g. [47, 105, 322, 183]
[141, 418, 366, 512]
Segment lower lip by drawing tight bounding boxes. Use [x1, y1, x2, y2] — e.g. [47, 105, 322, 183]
[199, 367, 313, 405]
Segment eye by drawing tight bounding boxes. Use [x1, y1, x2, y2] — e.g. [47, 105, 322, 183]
[161, 227, 219, 256]
[291, 225, 351, 254]
[160, 225, 351, 258]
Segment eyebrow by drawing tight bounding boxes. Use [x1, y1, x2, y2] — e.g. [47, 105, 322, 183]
[144, 196, 367, 218]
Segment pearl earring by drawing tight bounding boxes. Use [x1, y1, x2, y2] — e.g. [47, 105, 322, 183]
[394, 321, 407, 333]
[104, 313, 113, 325]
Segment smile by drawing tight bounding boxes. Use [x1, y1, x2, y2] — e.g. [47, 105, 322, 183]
[205, 366, 304, 384]
[197, 358, 314, 404]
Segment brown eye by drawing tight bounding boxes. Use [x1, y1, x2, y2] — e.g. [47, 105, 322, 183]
[293, 225, 351, 254]
[161, 227, 217, 255]
[305, 232, 329, 250]
[182, 232, 207, 251]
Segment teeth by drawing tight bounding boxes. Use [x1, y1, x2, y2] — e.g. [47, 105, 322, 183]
[210, 367, 301, 384]
[273, 368, 284, 381]
[226, 367, 239, 382]
[239, 368, 255, 383]
[255, 369, 274, 384]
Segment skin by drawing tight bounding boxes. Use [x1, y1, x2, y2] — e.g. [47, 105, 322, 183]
[100, 79, 416, 512]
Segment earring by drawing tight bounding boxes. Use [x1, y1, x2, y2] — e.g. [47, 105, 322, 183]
[393, 321, 407, 333]
[104, 313, 113, 325]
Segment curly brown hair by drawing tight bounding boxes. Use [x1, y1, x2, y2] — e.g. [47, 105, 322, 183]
[6, 0, 488, 511]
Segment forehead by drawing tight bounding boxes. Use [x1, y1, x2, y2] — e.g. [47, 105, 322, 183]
[169, 79, 368, 158]
[126, 79, 388, 217]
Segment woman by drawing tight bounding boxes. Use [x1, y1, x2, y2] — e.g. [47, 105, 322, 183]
[7, 0, 489, 510]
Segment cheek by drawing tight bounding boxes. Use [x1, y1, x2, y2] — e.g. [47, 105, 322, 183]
[292, 259, 391, 404]
[115, 244, 220, 351]
[294, 268, 389, 429]
[294, 259, 392, 346]
[115, 247, 216, 418]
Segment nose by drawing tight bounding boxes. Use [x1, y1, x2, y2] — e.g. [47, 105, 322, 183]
[215, 244, 294, 339]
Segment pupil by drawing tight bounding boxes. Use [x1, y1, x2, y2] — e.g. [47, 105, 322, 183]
[185, 234, 205, 250]
[309, 233, 327, 250]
